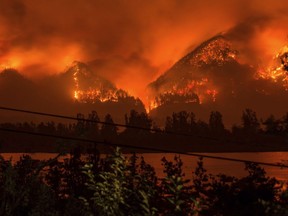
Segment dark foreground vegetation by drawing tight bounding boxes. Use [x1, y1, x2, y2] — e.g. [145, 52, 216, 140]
[1, 147, 288, 216]
[1, 108, 288, 153]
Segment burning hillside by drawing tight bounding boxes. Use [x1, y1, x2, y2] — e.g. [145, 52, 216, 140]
[185, 35, 238, 67]
[148, 34, 288, 111]
[147, 35, 240, 110]
[256, 46, 288, 89]
[66, 61, 131, 103]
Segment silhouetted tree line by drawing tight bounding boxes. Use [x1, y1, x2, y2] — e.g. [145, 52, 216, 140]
[1, 108, 288, 152]
[0, 147, 288, 215]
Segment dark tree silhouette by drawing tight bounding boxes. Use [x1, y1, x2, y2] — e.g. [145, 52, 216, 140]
[196, 120, 209, 136]
[209, 111, 225, 134]
[101, 114, 118, 138]
[75, 113, 85, 136]
[165, 116, 173, 132]
[189, 112, 197, 133]
[241, 109, 260, 134]
[124, 110, 152, 134]
[165, 111, 190, 133]
[86, 111, 100, 136]
[282, 113, 288, 134]
[262, 115, 282, 134]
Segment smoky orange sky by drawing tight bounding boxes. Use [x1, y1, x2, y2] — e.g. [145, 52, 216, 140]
[0, 0, 288, 100]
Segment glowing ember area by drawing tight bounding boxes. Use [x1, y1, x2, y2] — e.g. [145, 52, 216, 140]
[256, 46, 288, 89]
[73, 89, 128, 103]
[186, 35, 238, 67]
[69, 61, 129, 103]
[206, 89, 218, 102]
[149, 78, 218, 110]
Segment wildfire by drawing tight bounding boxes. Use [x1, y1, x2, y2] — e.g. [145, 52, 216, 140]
[189, 36, 238, 67]
[74, 91, 79, 100]
[206, 89, 218, 102]
[70, 61, 130, 103]
[148, 39, 288, 111]
[149, 78, 219, 110]
[147, 36, 233, 111]
[256, 46, 288, 89]
[73, 89, 121, 103]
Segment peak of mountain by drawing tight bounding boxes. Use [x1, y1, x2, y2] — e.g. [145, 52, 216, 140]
[0, 62, 146, 123]
[0, 68, 35, 89]
[0, 68, 41, 110]
[147, 34, 246, 110]
[63, 61, 126, 103]
[1, 68, 27, 80]
[67, 61, 117, 92]
[61, 61, 146, 117]
[177, 35, 238, 68]
[149, 35, 240, 92]
[147, 34, 288, 126]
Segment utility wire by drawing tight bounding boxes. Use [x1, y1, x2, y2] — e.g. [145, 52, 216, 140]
[0, 106, 220, 141]
[0, 127, 287, 169]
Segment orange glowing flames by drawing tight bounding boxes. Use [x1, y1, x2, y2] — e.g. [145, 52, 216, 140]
[73, 89, 124, 103]
[147, 36, 233, 111]
[206, 89, 218, 102]
[149, 78, 219, 110]
[71, 39, 287, 111]
[256, 46, 288, 89]
[2, 33, 288, 112]
[189, 36, 237, 67]
[71, 61, 129, 103]
[0, 59, 21, 71]
[148, 37, 288, 111]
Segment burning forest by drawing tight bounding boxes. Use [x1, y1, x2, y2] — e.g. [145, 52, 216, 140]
[0, 0, 288, 125]
[68, 61, 131, 103]
[256, 46, 288, 89]
[147, 33, 288, 120]
[147, 35, 237, 110]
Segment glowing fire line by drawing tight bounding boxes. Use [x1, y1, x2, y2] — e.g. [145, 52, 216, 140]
[71, 62, 130, 103]
[256, 46, 288, 89]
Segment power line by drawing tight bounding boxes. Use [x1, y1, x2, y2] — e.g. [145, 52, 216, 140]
[0, 106, 220, 141]
[0, 127, 287, 169]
